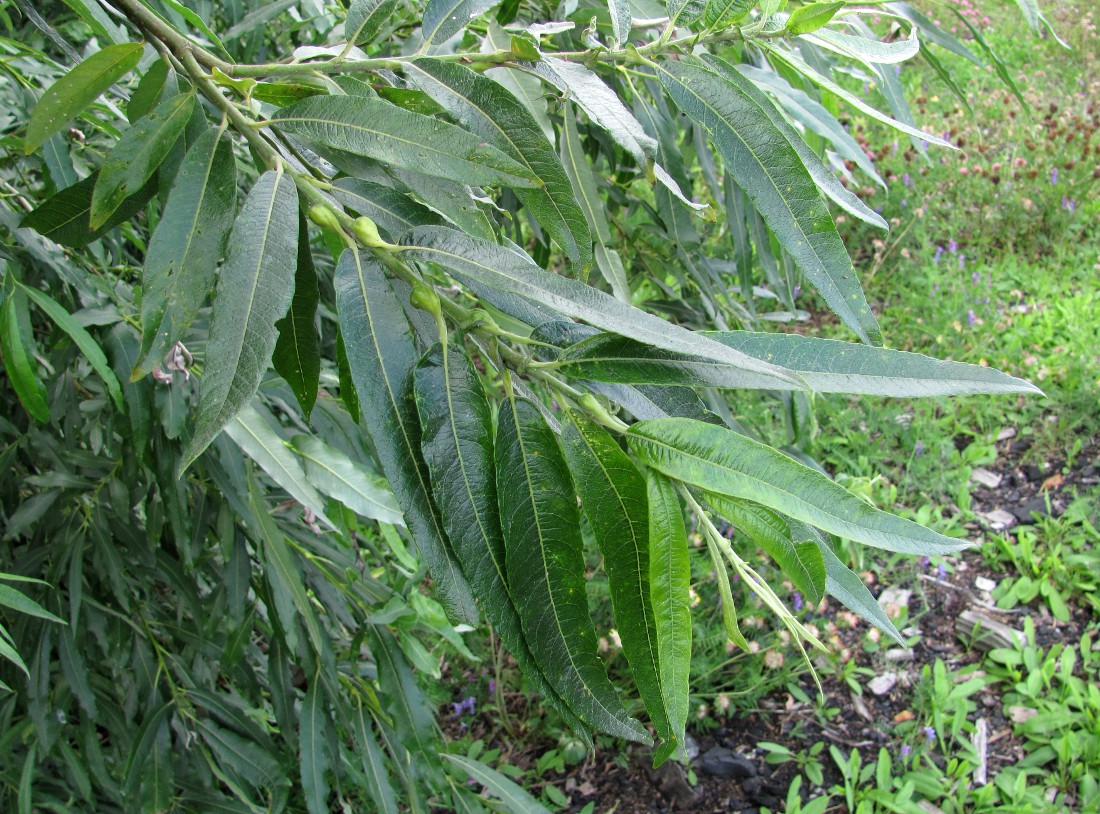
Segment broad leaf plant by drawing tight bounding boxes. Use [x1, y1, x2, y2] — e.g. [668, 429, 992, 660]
[0, 0, 1045, 810]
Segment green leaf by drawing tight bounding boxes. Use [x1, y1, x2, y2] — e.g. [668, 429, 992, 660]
[291, 435, 405, 526]
[627, 418, 969, 555]
[161, 0, 228, 54]
[761, 43, 953, 147]
[300, 677, 332, 814]
[0, 292, 49, 423]
[703, 0, 754, 29]
[331, 178, 443, 240]
[442, 754, 553, 814]
[422, 0, 504, 47]
[91, 91, 195, 228]
[560, 412, 670, 747]
[785, 1, 845, 35]
[273, 212, 320, 418]
[668, 0, 705, 27]
[370, 627, 443, 778]
[951, 11, 1029, 111]
[609, 0, 632, 47]
[407, 59, 591, 270]
[808, 27, 920, 67]
[412, 343, 589, 735]
[122, 701, 175, 800]
[16, 284, 122, 410]
[136, 128, 237, 378]
[646, 472, 691, 767]
[496, 397, 650, 743]
[223, 403, 333, 529]
[25, 42, 144, 153]
[704, 331, 1041, 396]
[0, 584, 64, 623]
[128, 59, 169, 123]
[197, 719, 284, 791]
[334, 248, 478, 626]
[534, 57, 656, 167]
[658, 60, 881, 345]
[20, 171, 158, 249]
[819, 543, 905, 645]
[269, 96, 538, 188]
[704, 495, 826, 605]
[402, 227, 796, 385]
[180, 170, 299, 471]
[346, 0, 401, 44]
[352, 703, 399, 814]
[335, 329, 361, 423]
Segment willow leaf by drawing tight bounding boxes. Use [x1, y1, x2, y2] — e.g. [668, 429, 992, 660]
[370, 627, 443, 779]
[21, 171, 158, 250]
[659, 60, 881, 345]
[25, 42, 144, 153]
[413, 344, 589, 739]
[496, 398, 650, 743]
[292, 435, 404, 527]
[443, 755, 553, 814]
[90, 91, 195, 228]
[300, 678, 332, 814]
[273, 211, 320, 418]
[1, 291, 49, 423]
[646, 472, 691, 766]
[402, 227, 797, 385]
[180, 170, 298, 471]
[628, 418, 968, 555]
[703, 0, 754, 29]
[331, 178, 442, 241]
[561, 413, 669, 749]
[346, 0, 400, 45]
[704, 495, 825, 604]
[334, 248, 478, 626]
[270, 95, 537, 188]
[352, 703, 399, 814]
[422, 0, 504, 46]
[407, 59, 591, 270]
[135, 128, 237, 377]
[819, 543, 905, 645]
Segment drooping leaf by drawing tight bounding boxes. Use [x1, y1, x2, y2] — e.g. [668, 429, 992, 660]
[442, 755, 553, 814]
[807, 26, 920, 67]
[534, 57, 656, 167]
[370, 627, 443, 778]
[352, 703, 399, 814]
[407, 59, 591, 270]
[412, 343, 590, 738]
[705, 495, 826, 605]
[818, 543, 905, 645]
[19, 284, 123, 410]
[560, 412, 670, 748]
[273, 211, 320, 418]
[134, 128, 237, 377]
[331, 178, 443, 241]
[785, 1, 846, 35]
[496, 397, 650, 743]
[885, 2, 980, 62]
[180, 170, 299, 471]
[90, 91, 195, 228]
[646, 472, 691, 766]
[658, 60, 882, 345]
[627, 418, 969, 555]
[402, 227, 797, 385]
[291, 435, 405, 526]
[270, 96, 538, 188]
[20, 171, 158, 249]
[224, 403, 333, 529]
[668, 0, 705, 26]
[346, 0, 401, 44]
[25, 42, 144, 153]
[127, 59, 169, 123]
[300, 677, 332, 814]
[0, 291, 49, 423]
[422, 0, 505, 46]
[609, 0, 631, 47]
[334, 247, 478, 626]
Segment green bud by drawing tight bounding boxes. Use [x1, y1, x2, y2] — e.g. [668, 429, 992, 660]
[307, 204, 341, 231]
[409, 283, 442, 319]
[352, 216, 389, 249]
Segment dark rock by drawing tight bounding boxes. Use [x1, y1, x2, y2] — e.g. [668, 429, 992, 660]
[1023, 463, 1047, 482]
[1082, 465, 1098, 478]
[1011, 495, 1060, 524]
[741, 776, 778, 808]
[696, 746, 757, 780]
[1010, 437, 1034, 454]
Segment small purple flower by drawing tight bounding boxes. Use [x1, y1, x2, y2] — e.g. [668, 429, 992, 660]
[937, 562, 948, 579]
[967, 309, 976, 327]
[920, 556, 931, 569]
[894, 65, 902, 76]
[972, 271, 981, 286]
[901, 743, 911, 757]
[948, 240, 958, 254]
[924, 726, 937, 745]
[488, 679, 496, 695]
[901, 198, 908, 208]
[451, 696, 477, 717]
[792, 592, 804, 612]
[792, 284, 801, 300]
[1050, 168, 1058, 185]
[1062, 196, 1076, 213]
[933, 246, 944, 264]
[932, 283, 940, 294]
[915, 441, 924, 457]
[958, 254, 966, 270]
[902, 172, 911, 187]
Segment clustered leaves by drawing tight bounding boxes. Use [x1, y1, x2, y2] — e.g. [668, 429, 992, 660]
[1, 0, 1045, 810]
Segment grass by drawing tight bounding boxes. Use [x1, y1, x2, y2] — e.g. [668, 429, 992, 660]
[438, 2, 1100, 811]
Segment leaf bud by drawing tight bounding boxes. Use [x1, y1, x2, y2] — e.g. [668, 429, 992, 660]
[307, 204, 342, 232]
[409, 283, 442, 320]
[352, 216, 389, 249]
